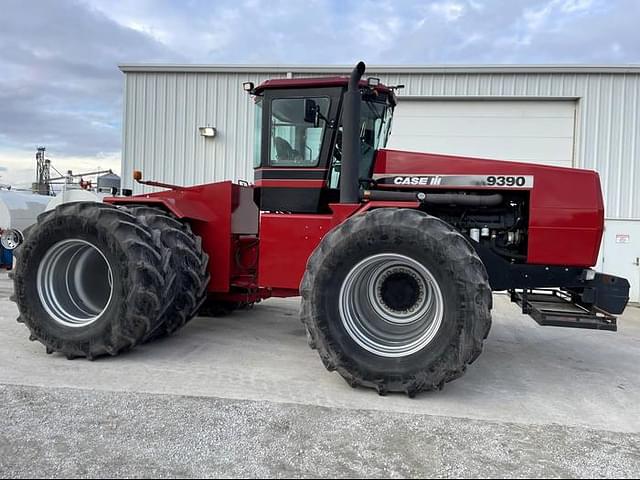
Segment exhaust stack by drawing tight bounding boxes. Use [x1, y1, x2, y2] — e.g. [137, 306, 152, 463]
[340, 61, 366, 204]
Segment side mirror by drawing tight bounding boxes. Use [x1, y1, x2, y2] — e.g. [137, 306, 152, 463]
[304, 99, 320, 128]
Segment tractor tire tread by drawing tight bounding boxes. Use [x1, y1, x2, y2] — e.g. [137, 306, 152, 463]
[11, 201, 172, 359]
[125, 205, 209, 339]
[300, 208, 492, 396]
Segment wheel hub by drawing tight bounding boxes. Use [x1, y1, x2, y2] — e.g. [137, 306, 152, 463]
[377, 268, 425, 316]
[37, 239, 113, 328]
[339, 253, 444, 358]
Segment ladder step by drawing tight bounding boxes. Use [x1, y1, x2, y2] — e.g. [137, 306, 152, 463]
[511, 289, 617, 332]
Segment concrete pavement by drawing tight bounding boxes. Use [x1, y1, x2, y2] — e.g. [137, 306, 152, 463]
[1, 271, 639, 477]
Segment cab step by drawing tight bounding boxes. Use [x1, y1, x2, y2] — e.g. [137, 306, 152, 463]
[510, 289, 617, 331]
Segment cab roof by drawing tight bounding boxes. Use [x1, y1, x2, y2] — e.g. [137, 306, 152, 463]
[254, 76, 394, 96]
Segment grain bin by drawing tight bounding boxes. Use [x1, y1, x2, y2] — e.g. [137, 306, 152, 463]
[97, 172, 121, 193]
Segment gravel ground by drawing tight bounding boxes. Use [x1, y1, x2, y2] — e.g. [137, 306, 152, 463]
[1, 384, 639, 479]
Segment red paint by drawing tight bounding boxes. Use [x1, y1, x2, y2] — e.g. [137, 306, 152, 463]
[254, 77, 393, 95]
[107, 147, 606, 298]
[256, 167, 329, 171]
[256, 202, 421, 292]
[374, 149, 604, 266]
[327, 203, 361, 226]
[258, 213, 334, 290]
[108, 182, 236, 292]
[107, 183, 222, 222]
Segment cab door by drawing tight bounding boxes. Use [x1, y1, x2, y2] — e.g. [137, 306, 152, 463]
[254, 87, 341, 213]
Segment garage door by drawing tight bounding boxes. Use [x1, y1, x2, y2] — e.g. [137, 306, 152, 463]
[387, 99, 576, 167]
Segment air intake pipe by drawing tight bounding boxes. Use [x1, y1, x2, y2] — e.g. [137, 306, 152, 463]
[340, 61, 366, 204]
[363, 190, 504, 206]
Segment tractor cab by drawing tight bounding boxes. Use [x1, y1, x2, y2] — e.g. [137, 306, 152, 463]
[248, 73, 396, 213]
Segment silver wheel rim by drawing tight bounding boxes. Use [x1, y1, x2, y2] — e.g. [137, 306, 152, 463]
[37, 239, 114, 328]
[339, 253, 444, 358]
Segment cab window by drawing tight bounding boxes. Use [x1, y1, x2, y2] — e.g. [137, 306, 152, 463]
[328, 99, 392, 189]
[253, 98, 263, 168]
[270, 97, 330, 167]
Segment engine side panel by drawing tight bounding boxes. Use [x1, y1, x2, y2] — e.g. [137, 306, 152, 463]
[374, 149, 604, 267]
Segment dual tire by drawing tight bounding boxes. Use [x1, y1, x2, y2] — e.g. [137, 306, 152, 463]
[11, 202, 209, 359]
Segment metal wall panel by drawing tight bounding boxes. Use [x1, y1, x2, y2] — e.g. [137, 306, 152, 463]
[122, 71, 288, 194]
[122, 69, 640, 219]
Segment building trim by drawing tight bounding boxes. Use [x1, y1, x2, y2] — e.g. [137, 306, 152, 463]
[119, 64, 640, 75]
[397, 95, 581, 101]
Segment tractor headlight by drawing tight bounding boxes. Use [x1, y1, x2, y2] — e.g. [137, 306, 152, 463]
[1, 228, 24, 250]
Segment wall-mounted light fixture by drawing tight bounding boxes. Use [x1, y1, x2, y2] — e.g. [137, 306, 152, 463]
[199, 126, 217, 138]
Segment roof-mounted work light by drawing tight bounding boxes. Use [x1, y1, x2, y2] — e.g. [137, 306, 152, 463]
[242, 81, 255, 93]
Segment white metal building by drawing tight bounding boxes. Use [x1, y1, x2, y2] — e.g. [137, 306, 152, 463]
[119, 64, 640, 301]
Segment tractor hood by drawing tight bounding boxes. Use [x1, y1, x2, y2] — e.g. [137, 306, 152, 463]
[373, 148, 605, 267]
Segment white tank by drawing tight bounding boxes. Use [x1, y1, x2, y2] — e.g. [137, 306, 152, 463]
[45, 188, 106, 212]
[0, 191, 51, 231]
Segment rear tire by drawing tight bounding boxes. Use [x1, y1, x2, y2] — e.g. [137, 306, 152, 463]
[11, 202, 173, 359]
[125, 205, 209, 339]
[300, 208, 492, 396]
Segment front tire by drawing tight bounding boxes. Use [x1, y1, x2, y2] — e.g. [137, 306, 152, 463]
[300, 208, 492, 396]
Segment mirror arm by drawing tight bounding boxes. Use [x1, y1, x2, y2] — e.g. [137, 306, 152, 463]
[316, 108, 330, 128]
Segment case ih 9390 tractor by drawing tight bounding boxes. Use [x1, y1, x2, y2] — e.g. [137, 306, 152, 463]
[9, 62, 629, 396]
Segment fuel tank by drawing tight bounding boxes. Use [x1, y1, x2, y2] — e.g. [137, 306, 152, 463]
[373, 149, 604, 267]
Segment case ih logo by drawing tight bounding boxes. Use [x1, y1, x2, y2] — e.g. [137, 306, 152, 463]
[373, 174, 535, 189]
[393, 176, 443, 186]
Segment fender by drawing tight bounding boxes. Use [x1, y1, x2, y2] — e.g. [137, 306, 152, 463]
[107, 182, 237, 292]
[105, 182, 228, 222]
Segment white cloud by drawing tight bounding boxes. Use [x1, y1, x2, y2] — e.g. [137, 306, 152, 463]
[523, 0, 556, 31]
[457, 32, 485, 49]
[430, 1, 466, 21]
[358, 21, 388, 46]
[121, 20, 170, 45]
[561, 0, 594, 13]
[523, 0, 599, 32]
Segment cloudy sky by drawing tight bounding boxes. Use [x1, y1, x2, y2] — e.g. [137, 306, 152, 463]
[1, 0, 639, 188]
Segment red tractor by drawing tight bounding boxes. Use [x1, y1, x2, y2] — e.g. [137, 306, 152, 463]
[10, 62, 629, 396]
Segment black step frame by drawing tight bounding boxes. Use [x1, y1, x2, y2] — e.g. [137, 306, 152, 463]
[510, 289, 617, 331]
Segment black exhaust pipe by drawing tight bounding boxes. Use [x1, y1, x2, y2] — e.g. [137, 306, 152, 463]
[340, 61, 366, 204]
